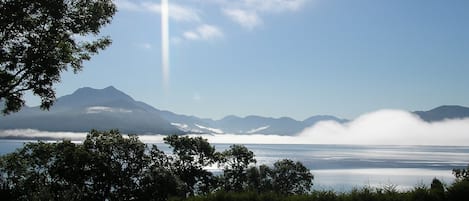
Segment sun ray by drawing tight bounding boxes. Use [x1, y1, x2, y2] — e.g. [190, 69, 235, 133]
[161, 0, 169, 89]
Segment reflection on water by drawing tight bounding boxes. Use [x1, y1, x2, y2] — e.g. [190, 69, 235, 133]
[1, 140, 468, 191]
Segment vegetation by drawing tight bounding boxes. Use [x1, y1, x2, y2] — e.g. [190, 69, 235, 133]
[0, 129, 468, 201]
[0, 130, 313, 200]
[0, 0, 116, 114]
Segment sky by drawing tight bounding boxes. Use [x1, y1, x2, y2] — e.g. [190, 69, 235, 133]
[26, 0, 469, 120]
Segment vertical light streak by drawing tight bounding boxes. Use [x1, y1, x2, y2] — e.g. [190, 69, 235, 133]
[161, 0, 169, 89]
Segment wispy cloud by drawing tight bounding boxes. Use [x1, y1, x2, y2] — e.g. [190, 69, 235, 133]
[134, 42, 153, 50]
[183, 24, 224, 41]
[116, 0, 311, 40]
[223, 9, 262, 29]
[116, 0, 200, 22]
[243, 0, 308, 13]
[144, 2, 201, 22]
[0, 129, 86, 141]
[220, 0, 309, 29]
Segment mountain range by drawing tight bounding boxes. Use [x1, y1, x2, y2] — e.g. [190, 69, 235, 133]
[1, 86, 468, 135]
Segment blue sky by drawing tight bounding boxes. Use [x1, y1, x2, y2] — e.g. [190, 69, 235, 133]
[27, 0, 469, 120]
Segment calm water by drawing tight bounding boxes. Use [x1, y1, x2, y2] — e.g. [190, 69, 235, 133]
[1, 140, 468, 191]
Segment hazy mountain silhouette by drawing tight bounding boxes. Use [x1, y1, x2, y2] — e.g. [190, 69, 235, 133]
[2, 86, 467, 135]
[0, 86, 182, 134]
[414, 105, 469, 122]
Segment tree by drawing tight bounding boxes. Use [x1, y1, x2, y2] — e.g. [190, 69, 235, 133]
[0, 129, 181, 200]
[220, 144, 256, 192]
[140, 144, 183, 201]
[164, 135, 220, 196]
[0, 0, 116, 114]
[429, 178, 445, 201]
[246, 164, 274, 193]
[271, 159, 314, 195]
[448, 165, 469, 201]
[453, 165, 469, 181]
[82, 129, 150, 200]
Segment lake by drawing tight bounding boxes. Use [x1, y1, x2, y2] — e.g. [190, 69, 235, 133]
[1, 139, 468, 192]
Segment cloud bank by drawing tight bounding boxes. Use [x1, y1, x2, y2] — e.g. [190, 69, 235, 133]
[190, 109, 469, 146]
[0, 129, 86, 141]
[297, 109, 469, 146]
[2, 110, 469, 146]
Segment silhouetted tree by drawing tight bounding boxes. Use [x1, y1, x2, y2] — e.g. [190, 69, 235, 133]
[429, 178, 445, 201]
[246, 164, 275, 193]
[0, 0, 116, 114]
[164, 135, 220, 196]
[453, 165, 469, 181]
[448, 165, 469, 201]
[220, 144, 256, 192]
[0, 131, 319, 200]
[0, 130, 180, 200]
[82, 129, 149, 200]
[271, 159, 314, 195]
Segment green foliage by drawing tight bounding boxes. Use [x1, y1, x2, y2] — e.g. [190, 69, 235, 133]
[0, 0, 116, 114]
[429, 178, 445, 201]
[164, 135, 220, 195]
[446, 180, 469, 201]
[0, 130, 179, 200]
[453, 165, 469, 181]
[272, 159, 314, 195]
[3, 129, 468, 201]
[221, 144, 256, 192]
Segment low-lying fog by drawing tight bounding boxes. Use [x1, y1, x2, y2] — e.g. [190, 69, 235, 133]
[2, 110, 469, 146]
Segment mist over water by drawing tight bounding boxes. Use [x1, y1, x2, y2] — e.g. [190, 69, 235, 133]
[145, 109, 469, 146]
[2, 110, 469, 146]
[298, 110, 469, 146]
[2, 109, 469, 191]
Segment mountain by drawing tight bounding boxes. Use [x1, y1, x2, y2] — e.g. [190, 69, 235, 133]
[3, 87, 468, 135]
[0, 86, 349, 135]
[0, 86, 183, 134]
[414, 105, 469, 122]
[303, 115, 348, 125]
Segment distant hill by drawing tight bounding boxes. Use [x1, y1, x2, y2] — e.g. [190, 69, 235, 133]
[0, 86, 182, 134]
[0, 86, 349, 135]
[414, 105, 469, 122]
[15, 87, 469, 135]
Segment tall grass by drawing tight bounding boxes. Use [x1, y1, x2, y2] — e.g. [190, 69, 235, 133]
[173, 180, 469, 201]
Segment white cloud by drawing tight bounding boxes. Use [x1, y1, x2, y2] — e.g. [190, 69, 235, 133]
[144, 2, 201, 22]
[134, 42, 152, 49]
[141, 110, 469, 146]
[223, 9, 262, 29]
[86, 106, 132, 114]
[184, 31, 200, 40]
[297, 110, 469, 146]
[183, 24, 224, 41]
[197, 24, 224, 39]
[243, 0, 308, 13]
[3, 110, 469, 146]
[0, 129, 86, 141]
[219, 0, 309, 29]
[116, 0, 200, 22]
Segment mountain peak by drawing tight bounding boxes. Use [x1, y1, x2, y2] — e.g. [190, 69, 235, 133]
[54, 86, 135, 109]
[414, 105, 469, 122]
